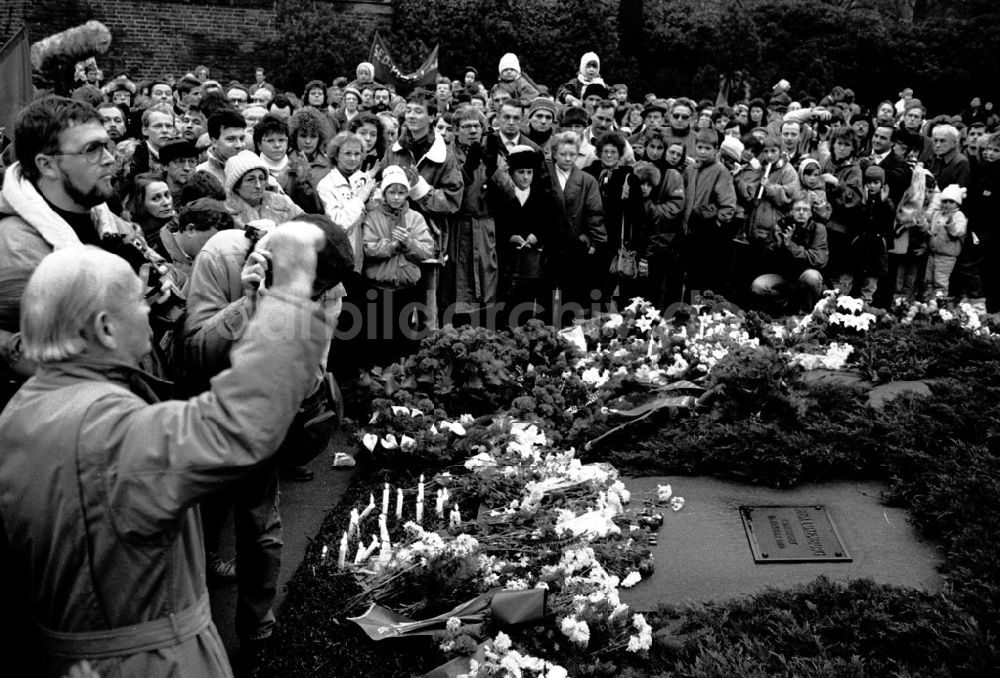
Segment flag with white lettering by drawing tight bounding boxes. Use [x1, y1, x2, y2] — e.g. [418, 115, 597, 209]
[369, 32, 438, 94]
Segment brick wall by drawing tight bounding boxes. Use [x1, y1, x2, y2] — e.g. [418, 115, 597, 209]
[3, 0, 393, 86]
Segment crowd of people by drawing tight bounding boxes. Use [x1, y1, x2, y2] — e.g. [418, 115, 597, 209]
[0, 48, 999, 677]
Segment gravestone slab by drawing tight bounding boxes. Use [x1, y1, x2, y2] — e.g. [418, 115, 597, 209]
[620, 477, 942, 610]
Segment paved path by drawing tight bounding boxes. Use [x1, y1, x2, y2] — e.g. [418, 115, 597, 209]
[208, 431, 356, 671]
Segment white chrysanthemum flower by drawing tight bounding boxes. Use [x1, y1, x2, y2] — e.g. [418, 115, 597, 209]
[493, 631, 512, 653]
[620, 571, 642, 588]
[446, 617, 462, 633]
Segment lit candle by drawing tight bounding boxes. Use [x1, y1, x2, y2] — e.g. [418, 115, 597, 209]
[396, 489, 404, 520]
[436, 489, 444, 517]
[417, 474, 425, 503]
[353, 541, 365, 564]
[450, 506, 461, 528]
[416, 500, 424, 525]
[348, 509, 359, 538]
[338, 532, 348, 568]
[379, 514, 389, 542]
[359, 493, 376, 522]
[382, 483, 390, 516]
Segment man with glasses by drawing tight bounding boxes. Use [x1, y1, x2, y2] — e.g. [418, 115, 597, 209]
[0, 97, 176, 410]
[667, 98, 699, 160]
[227, 85, 250, 112]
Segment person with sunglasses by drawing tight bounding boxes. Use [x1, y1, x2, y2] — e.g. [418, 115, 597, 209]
[0, 96, 185, 411]
[665, 97, 699, 162]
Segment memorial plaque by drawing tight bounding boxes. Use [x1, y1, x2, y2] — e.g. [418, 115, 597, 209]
[740, 505, 851, 563]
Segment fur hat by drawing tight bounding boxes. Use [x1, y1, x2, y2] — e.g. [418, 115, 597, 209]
[939, 184, 966, 205]
[582, 81, 609, 101]
[159, 139, 199, 165]
[498, 53, 521, 76]
[720, 135, 744, 161]
[381, 165, 409, 191]
[508, 145, 539, 171]
[560, 106, 590, 128]
[863, 165, 885, 183]
[224, 150, 269, 194]
[528, 96, 558, 118]
[579, 51, 600, 75]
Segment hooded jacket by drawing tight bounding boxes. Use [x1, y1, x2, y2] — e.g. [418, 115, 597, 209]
[0, 163, 145, 381]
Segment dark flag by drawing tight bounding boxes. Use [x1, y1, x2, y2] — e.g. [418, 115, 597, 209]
[0, 27, 33, 145]
[369, 32, 439, 95]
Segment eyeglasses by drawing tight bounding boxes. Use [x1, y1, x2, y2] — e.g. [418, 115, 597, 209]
[458, 122, 482, 130]
[672, 113, 691, 120]
[52, 140, 116, 164]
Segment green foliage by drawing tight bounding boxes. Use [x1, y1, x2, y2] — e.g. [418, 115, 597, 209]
[263, 0, 1000, 113]
[261, 0, 377, 93]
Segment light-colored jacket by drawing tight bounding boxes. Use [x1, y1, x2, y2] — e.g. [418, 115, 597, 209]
[0, 163, 142, 375]
[363, 203, 435, 287]
[316, 167, 375, 273]
[225, 190, 303, 229]
[0, 292, 328, 677]
[927, 207, 967, 258]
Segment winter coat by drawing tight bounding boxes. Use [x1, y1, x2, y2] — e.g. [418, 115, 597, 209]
[736, 158, 800, 241]
[927, 208, 968, 258]
[847, 195, 895, 276]
[966, 161, 1000, 243]
[0, 292, 328, 678]
[382, 130, 463, 224]
[225, 189, 303, 229]
[548, 162, 607, 253]
[363, 203, 435, 288]
[496, 75, 540, 103]
[682, 160, 737, 234]
[584, 162, 646, 255]
[494, 181, 558, 281]
[0, 163, 153, 384]
[760, 217, 829, 277]
[316, 167, 375, 273]
[645, 167, 685, 258]
[446, 141, 500, 306]
[182, 229, 344, 391]
[926, 147, 971, 189]
[820, 156, 863, 235]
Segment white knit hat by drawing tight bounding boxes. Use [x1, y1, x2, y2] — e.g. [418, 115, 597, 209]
[381, 165, 409, 191]
[720, 135, 745, 161]
[939, 184, 967, 205]
[498, 53, 520, 76]
[224, 150, 269, 194]
[579, 51, 600, 75]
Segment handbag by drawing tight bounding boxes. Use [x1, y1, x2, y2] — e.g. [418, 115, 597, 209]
[608, 215, 639, 279]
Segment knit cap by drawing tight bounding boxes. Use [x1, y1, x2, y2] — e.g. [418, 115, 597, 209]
[528, 96, 558, 118]
[356, 62, 375, 79]
[225, 150, 270, 194]
[381, 165, 409, 191]
[720, 135, 744, 161]
[939, 184, 966, 205]
[498, 53, 521, 76]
